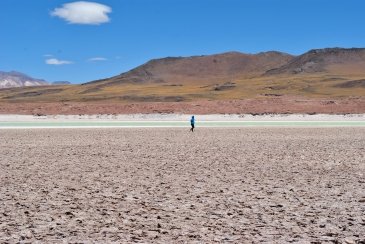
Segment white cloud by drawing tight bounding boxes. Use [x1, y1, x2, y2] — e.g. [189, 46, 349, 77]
[88, 57, 108, 62]
[46, 58, 73, 65]
[51, 1, 112, 25]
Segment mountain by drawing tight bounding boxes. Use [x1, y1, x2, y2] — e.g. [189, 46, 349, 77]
[87, 51, 294, 86]
[0, 71, 48, 89]
[265, 48, 365, 75]
[0, 48, 364, 106]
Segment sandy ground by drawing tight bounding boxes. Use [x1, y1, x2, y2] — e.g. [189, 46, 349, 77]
[0, 128, 365, 243]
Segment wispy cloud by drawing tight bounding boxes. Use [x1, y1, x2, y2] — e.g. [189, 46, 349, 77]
[88, 57, 108, 62]
[43, 54, 53, 57]
[51, 1, 112, 25]
[45, 58, 73, 65]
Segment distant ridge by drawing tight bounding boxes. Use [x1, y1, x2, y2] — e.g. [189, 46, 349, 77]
[52, 81, 71, 85]
[265, 48, 365, 75]
[0, 71, 48, 89]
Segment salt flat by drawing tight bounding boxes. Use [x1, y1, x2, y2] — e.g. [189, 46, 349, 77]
[0, 128, 364, 243]
[0, 113, 364, 129]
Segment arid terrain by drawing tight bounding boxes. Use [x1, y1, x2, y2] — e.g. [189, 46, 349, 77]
[83, 48, 365, 102]
[1, 48, 364, 114]
[1, 128, 364, 242]
[0, 96, 364, 115]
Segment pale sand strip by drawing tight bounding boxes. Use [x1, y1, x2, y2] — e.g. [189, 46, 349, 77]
[1, 121, 365, 129]
[0, 113, 364, 122]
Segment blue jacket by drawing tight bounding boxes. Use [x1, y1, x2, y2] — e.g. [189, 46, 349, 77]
[190, 116, 195, 124]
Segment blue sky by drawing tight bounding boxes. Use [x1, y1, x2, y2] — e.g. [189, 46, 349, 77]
[0, 0, 364, 84]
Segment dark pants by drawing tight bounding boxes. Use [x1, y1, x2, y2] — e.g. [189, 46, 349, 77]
[191, 123, 195, 131]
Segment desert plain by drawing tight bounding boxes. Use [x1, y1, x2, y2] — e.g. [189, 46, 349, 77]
[0, 127, 365, 243]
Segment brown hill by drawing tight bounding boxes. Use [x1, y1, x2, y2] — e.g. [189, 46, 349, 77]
[0, 48, 364, 112]
[266, 48, 365, 75]
[88, 51, 294, 86]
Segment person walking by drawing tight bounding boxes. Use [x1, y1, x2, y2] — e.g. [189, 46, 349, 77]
[190, 115, 195, 132]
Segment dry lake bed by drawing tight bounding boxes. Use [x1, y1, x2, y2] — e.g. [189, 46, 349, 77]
[1, 128, 365, 243]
